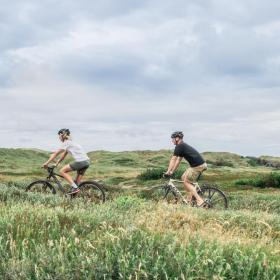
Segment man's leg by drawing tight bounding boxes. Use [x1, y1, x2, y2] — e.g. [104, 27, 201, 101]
[183, 180, 204, 205]
[182, 171, 193, 202]
[182, 169, 204, 206]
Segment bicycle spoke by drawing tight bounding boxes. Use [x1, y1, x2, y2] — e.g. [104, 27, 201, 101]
[26, 181, 55, 194]
[211, 196, 225, 204]
[78, 182, 105, 203]
[200, 186, 228, 210]
[208, 190, 217, 200]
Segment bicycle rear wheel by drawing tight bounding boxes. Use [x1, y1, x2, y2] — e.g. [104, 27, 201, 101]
[77, 181, 105, 203]
[26, 180, 56, 194]
[198, 184, 228, 210]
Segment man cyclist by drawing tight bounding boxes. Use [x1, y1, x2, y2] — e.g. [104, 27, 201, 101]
[164, 131, 207, 207]
[42, 129, 90, 195]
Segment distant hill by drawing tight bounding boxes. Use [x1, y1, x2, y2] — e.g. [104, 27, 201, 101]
[0, 148, 251, 169]
[0, 148, 277, 183]
[202, 152, 249, 168]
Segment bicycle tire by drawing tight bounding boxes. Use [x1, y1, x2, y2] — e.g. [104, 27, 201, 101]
[25, 180, 56, 194]
[77, 181, 106, 203]
[198, 184, 228, 210]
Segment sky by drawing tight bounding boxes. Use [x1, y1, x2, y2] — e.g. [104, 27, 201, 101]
[1, 0, 280, 156]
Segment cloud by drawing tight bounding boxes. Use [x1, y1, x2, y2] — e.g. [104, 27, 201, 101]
[1, 0, 280, 156]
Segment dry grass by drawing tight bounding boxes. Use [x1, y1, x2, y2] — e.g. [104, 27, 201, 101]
[137, 202, 280, 252]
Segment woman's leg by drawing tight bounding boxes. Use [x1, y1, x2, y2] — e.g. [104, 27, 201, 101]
[74, 166, 89, 185]
[60, 164, 75, 185]
[75, 174, 83, 185]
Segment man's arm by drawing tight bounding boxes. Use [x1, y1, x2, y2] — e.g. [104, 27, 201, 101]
[42, 149, 65, 168]
[166, 156, 183, 175]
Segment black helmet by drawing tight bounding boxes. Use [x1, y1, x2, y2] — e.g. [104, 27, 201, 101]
[58, 128, 70, 135]
[171, 131, 184, 139]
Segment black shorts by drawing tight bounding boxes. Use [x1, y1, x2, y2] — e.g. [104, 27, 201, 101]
[69, 160, 90, 175]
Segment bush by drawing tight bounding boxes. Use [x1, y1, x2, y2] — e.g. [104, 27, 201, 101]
[247, 158, 262, 167]
[266, 172, 280, 187]
[207, 159, 234, 168]
[137, 168, 166, 180]
[234, 178, 266, 188]
[235, 172, 280, 188]
[138, 167, 185, 181]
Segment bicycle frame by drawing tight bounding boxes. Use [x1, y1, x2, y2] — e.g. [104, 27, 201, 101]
[45, 167, 66, 193]
[165, 178, 202, 205]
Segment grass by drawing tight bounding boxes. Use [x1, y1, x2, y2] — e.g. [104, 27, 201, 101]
[1, 148, 280, 278]
[0, 186, 280, 278]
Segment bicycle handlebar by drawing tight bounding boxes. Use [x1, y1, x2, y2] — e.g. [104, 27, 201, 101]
[41, 166, 56, 175]
[162, 173, 173, 179]
[48, 166, 56, 170]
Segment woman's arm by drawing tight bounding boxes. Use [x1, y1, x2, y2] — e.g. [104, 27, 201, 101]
[42, 149, 65, 168]
[55, 150, 68, 166]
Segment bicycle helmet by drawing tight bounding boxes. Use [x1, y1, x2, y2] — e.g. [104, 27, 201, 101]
[171, 131, 184, 139]
[58, 128, 70, 136]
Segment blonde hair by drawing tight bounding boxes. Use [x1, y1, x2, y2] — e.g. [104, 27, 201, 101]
[64, 134, 72, 141]
[61, 133, 72, 142]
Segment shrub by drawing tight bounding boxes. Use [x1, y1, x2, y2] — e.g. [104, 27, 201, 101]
[234, 178, 266, 188]
[137, 168, 166, 180]
[207, 159, 234, 168]
[247, 158, 261, 167]
[138, 167, 185, 181]
[235, 172, 280, 188]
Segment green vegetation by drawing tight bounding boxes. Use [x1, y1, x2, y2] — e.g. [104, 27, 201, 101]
[138, 167, 186, 180]
[1, 148, 280, 278]
[235, 172, 280, 188]
[0, 185, 280, 279]
[137, 167, 166, 180]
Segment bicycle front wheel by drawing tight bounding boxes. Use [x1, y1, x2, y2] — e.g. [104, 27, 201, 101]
[198, 184, 228, 210]
[26, 180, 56, 195]
[78, 181, 105, 203]
[148, 184, 178, 203]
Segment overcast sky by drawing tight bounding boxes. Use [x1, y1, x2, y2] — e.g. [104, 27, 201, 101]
[1, 0, 280, 156]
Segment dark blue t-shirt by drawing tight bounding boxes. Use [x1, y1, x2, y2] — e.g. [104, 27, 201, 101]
[173, 142, 205, 167]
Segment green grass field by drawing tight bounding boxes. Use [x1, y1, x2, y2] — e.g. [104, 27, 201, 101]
[0, 148, 280, 279]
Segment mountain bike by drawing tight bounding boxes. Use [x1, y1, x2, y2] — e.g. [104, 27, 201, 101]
[25, 166, 105, 203]
[153, 174, 228, 209]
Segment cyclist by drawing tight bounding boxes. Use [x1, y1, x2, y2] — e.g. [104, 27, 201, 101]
[42, 129, 90, 194]
[164, 131, 207, 207]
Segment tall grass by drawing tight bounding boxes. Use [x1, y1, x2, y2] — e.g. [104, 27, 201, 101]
[0, 184, 279, 278]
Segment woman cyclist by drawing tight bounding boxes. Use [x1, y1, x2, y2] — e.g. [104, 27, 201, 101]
[42, 129, 90, 194]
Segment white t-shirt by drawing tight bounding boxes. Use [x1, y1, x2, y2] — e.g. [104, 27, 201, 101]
[60, 140, 89, 162]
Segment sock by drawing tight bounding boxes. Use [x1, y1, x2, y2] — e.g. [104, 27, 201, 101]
[71, 182, 78, 189]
